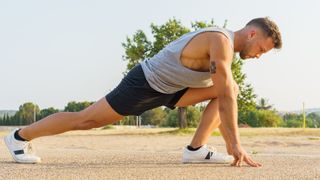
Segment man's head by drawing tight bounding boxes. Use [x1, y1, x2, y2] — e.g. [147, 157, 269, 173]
[239, 17, 282, 59]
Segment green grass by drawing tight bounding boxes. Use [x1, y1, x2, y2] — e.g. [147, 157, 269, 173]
[101, 125, 115, 130]
[307, 137, 320, 140]
[158, 128, 222, 136]
[158, 127, 320, 137]
[159, 128, 196, 135]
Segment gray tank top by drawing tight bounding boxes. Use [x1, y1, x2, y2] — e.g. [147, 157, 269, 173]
[140, 27, 234, 94]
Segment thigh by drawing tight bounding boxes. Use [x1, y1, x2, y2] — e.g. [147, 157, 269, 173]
[174, 85, 219, 107]
[80, 97, 123, 125]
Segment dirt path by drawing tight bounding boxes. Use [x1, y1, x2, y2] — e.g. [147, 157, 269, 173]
[0, 128, 319, 179]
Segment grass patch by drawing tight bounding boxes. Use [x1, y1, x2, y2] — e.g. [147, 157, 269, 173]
[307, 137, 320, 140]
[159, 128, 196, 135]
[238, 128, 320, 137]
[158, 128, 222, 136]
[211, 131, 221, 136]
[101, 125, 115, 130]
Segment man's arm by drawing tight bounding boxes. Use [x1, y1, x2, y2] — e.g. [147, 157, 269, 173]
[208, 33, 261, 167]
[208, 34, 240, 145]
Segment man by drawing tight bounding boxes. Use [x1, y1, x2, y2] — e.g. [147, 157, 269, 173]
[4, 17, 282, 167]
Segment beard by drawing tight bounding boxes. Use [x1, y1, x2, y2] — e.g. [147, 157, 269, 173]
[239, 51, 248, 59]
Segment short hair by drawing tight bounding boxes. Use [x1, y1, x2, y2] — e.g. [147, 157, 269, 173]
[246, 17, 282, 49]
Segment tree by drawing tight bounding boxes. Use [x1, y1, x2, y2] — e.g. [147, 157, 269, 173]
[64, 101, 94, 112]
[246, 109, 283, 127]
[256, 98, 272, 110]
[140, 107, 167, 126]
[186, 106, 201, 128]
[37, 107, 60, 120]
[15, 102, 40, 125]
[307, 112, 320, 128]
[119, 116, 136, 125]
[122, 18, 257, 127]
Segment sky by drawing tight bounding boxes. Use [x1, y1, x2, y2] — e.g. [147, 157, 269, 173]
[0, 0, 319, 111]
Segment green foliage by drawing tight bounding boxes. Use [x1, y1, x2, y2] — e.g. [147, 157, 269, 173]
[162, 106, 201, 128]
[185, 106, 201, 128]
[140, 107, 167, 126]
[102, 125, 115, 130]
[164, 109, 179, 127]
[256, 98, 273, 110]
[283, 112, 320, 128]
[15, 102, 40, 125]
[244, 109, 283, 127]
[37, 107, 59, 120]
[64, 101, 95, 112]
[307, 112, 320, 128]
[149, 19, 190, 57]
[122, 30, 152, 74]
[160, 128, 196, 135]
[120, 116, 136, 126]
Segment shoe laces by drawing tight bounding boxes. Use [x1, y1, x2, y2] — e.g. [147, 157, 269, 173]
[23, 142, 35, 155]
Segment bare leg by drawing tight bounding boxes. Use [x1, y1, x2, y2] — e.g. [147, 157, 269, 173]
[19, 98, 123, 141]
[189, 98, 220, 148]
[175, 86, 234, 150]
[188, 100, 232, 152]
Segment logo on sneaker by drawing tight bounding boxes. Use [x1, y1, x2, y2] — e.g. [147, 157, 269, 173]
[205, 151, 213, 159]
[14, 150, 24, 155]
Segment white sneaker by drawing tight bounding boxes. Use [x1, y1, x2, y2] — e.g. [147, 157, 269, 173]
[4, 128, 41, 164]
[182, 144, 233, 164]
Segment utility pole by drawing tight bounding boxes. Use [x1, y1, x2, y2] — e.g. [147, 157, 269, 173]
[303, 102, 306, 129]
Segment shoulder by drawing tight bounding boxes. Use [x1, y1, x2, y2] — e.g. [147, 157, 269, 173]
[206, 32, 233, 61]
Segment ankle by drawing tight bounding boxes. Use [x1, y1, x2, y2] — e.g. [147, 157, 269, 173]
[15, 129, 30, 141]
[187, 145, 202, 151]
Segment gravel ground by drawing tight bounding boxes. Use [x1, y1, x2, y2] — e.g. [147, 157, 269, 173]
[0, 129, 319, 180]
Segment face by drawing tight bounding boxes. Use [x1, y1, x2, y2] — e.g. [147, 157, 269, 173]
[239, 29, 275, 60]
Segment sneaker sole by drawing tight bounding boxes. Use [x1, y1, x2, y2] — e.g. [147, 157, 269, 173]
[182, 159, 231, 164]
[4, 136, 40, 164]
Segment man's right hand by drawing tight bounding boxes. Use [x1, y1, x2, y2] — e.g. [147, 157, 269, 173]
[230, 144, 262, 168]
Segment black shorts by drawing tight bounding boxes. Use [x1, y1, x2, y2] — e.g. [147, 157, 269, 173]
[105, 64, 188, 116]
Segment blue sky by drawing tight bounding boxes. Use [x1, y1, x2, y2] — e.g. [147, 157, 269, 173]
[0, 0, 319, 111]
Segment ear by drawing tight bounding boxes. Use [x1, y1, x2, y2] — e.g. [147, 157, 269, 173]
[248, 30, 256, 39]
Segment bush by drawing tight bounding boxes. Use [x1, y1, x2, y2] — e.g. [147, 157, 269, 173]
[163, 106, 201, 128]
[244, 109, 283, 127]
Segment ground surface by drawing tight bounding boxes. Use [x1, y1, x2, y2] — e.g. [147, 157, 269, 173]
[0, 127, 319, 180]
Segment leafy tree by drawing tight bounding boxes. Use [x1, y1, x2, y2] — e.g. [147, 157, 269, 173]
[120, 116, 136, 125]
[163, 106, 201, 128]
[165, 109, 179, 127]
[307, 112, 320, 128]
[245, 109, 283, 127]
[14, 102, 40, 125]
[140, 107, 167, 126]
[122, 18, 257, 127]
[64, 101, 94, 112]
[283, 112, 320, 128]
[37, 107, 60, 120]
[256, 98, 272, 110]
[186, 106, 201, 128]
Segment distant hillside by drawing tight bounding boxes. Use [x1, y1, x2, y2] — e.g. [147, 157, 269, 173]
[0, 110, 17, 117]
[280, 108, 320, 115]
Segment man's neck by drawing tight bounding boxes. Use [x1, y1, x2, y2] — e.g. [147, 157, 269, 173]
[233, 29, 246, 53]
